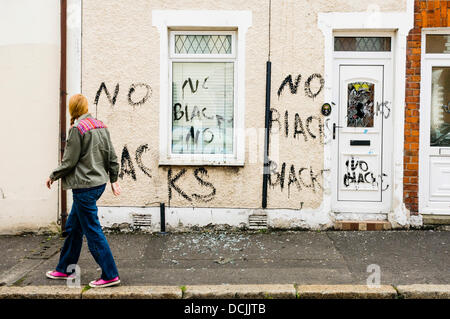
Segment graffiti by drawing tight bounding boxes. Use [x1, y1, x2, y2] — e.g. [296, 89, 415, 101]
[173, 104, 217, 122]
[277, 74, 301, 98]
[135, 144, 152, 178]
[168, 167, 217, 203]
[304, 73, 325, 99]
[277, 73, 324, 100]
[294, 113, 306, 141]
[173, 73, 233, 154]
[202, 77, 209, 89]
[182, 77, 210, 99]
[305, 116, 324, 144]
[378, 173, 389, 191]
[323, 118, 332, 145]
[192, 168, 216, 202]
[343, 157, 376, 187]
[270, 109, 324, 144]
[376, 101, 391, 119]
[186, 126, 214, 145]
[94, 82, 119, 107]
[341, 156, 390, 192]
[128, 83, 152, 107]
[119, 145, 136, 181]
[182, 78, 199, 98]
[268, 161, 323, 197]
[168, 168, 191, 202]
[119, 144, 152, 181]
[94, 82, 152, 108]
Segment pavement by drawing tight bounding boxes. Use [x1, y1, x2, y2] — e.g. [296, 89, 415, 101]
[0, 229, 449, 299]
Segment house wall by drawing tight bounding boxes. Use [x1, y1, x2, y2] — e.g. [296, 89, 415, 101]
[404, 0, 450, 214]
[83, 1, 406, 221]
[0, 0, 60, 234]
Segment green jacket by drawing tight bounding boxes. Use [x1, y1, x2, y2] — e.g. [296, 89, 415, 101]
[50, 113, 119, 190]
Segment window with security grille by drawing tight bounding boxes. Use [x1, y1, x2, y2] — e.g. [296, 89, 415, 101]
[170, 31, 236, 155]
[334, 37, 391, 52]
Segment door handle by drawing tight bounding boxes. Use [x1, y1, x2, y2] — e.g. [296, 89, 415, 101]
[333, 123, 343, 140]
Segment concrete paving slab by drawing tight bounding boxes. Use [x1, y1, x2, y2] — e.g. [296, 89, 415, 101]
[326, 230, 450, 285]
[396, 284, 450, 299]
[0, 235, 51, 274]
[0, 234, 61, 286]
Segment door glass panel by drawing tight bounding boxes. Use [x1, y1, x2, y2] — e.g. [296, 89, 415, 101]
[430, 67, 450, 147]
[347, 82, 375, 128]
[334, 37, 391, 51]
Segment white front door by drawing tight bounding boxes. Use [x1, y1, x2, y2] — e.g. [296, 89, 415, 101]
[419, 58, 450, 215]
[332, 60, 393, 213]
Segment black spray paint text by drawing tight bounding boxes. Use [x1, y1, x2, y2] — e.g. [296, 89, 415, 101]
[94, 82, 152, 108]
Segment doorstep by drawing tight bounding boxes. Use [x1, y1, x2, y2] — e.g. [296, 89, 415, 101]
[422, 215, 450, 226]
[334, 220, 391, 231]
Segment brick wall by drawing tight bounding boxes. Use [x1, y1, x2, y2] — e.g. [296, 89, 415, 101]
[404, 0, 450, 214]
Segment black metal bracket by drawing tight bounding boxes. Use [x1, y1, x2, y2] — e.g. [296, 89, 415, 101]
[333, 123, 343, 139]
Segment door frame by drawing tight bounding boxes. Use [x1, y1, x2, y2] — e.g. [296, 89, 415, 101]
[331, 34, 394, 213]
[318, 3, 413, 224]
[419, 28, 450, 215]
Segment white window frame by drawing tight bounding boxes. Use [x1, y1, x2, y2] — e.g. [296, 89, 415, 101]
[169, 30, 237, 160]
[419, 28, 450, 215]
[152, 10, 252, 166]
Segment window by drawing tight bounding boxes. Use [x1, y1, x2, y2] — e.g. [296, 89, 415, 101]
[334, 37, 391, 52]
[430, 67, 450, 147]
[426, 34, 450, 54]
[170, 31, 236, 156]
[347, 82, 375, 128]
[152, 10, 251, 166]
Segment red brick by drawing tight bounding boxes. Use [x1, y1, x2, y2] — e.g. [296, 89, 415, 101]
[407, 82, 420, 89]
[405, 136, 420, 143]
[406, 116, 419, 123]
[404, 170, 418, 177]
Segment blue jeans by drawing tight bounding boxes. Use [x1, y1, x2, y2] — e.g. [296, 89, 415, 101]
[56, 183, 119, 280]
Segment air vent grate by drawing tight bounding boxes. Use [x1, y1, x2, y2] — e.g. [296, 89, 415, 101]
[131, 213, 152, 227]
[248, 213, 268, 230]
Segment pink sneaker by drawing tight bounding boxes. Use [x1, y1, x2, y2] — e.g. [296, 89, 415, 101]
[46, 270, 75, 280]
[89, 276, 120, 288]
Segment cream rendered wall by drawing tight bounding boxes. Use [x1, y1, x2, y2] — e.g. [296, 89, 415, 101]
[82, 1, 406, 214]
[0, 0, 60, 234]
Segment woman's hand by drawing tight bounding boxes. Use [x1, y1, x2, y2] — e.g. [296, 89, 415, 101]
[111, 182, 121, 196]
[46, 178, 53, 189]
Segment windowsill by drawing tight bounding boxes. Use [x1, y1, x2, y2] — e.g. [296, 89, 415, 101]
[159, 157, 245, 166]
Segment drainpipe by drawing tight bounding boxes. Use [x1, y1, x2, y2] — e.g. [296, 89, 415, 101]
[262, 61, 271, 209]
[59, 0, 68, 232]
[262, 0, 272, 209]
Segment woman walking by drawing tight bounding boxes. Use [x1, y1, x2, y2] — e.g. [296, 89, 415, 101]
[45, 94, 122, 288]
